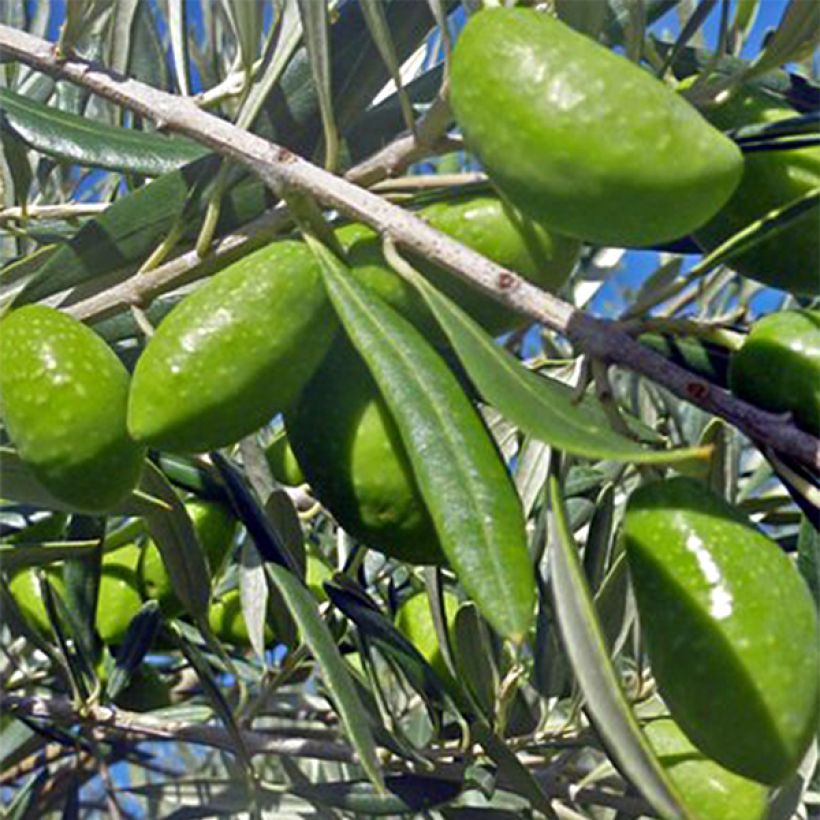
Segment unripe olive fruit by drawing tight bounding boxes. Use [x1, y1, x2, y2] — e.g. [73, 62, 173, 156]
[644, 717, 769, 820]
[306, 554, 332, 602]
[693, 86, 820, 296]
[8, 545, 143, 646]
[141, 498, 237, 615]
[96, 544, 144, 646]
[337, 195, 580, 336]
[208, 588, 275, 648]
[0, 306, 146, 512]
[624, 477, 820, 785]
[395, 589, 459, 684]
[127, 241, 336, 453]
[265, 433, 306, 486]
[449, 9, 743, 246]
[729, 309, 820, 436]
[285, 343, 446, 566]
[8, 564, 64, 635]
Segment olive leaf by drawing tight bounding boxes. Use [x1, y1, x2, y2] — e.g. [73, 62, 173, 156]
[310, 238, 535, 644]
[139, 461, 211, 622]
[548, 472, 687, 819]
[290, 775, 463, 815]
[266, 563, 385, 791]
[404, 264, 710, 465]
[0, 88, 206, 176]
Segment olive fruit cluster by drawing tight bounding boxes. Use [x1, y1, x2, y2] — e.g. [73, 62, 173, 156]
[126, 193, 577, 455]
[8, 498, 237, 646]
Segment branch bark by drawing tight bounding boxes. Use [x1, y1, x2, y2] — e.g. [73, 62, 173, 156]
[1, 24, 818, 470]
[0, 693, 357, 763]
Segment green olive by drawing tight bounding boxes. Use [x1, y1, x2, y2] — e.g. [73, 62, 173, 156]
[127, 240, 336, 453]
[729, 309, 820, 436]
[8, 545, 143, 646]
[394, 589, 460, 684]
[208, 588, 275, 648]
[306, 553, 333, 602]
[623, 477, 820, 785]
[0, 305, 145, 512]
[337, 194, 580, 336]
[96, 544, 144, 646]
[644, 717, 769, 820]
[449, 8, 742, 247]
[265, 432, 307, 486]
[141, 498, 237, 615]
[693, 85, 820, 296]
[8, 564, 64, 635]
[285, 342, 446, 566]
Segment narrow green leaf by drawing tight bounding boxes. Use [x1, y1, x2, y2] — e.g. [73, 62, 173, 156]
[797, 517, 820, 613]
[0, 88, 206, 175]
[470, 720, 557, 818]
[582, 484, 616, 593]
[267, 562, 384, 791]
[237, 0, 302, 131]
[547, 473, 686, 819]
[107, 600, 161, 700]
[239, 539, 269, 663]
[452, 603, 498, 720]
[406, 267, 709, 466]
[297, 0, 339, 170]
[291, 775, 462, 815]
[743, 0, 820, 80]
[172, 624, 253, 769]
[0, 541, 99, 572]
[0, 129, 32, 209]
[658, 0, 719, 76]
[225, 0, 264, 75]
[359, 0, 417, 133]
[139, 461, 211, 621]
[311, 240, 534, 643]
[688, 188, 820, 281]
[168, 0, 192, 96]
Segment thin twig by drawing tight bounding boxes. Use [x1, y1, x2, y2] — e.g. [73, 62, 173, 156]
[0, 25, 817, 470]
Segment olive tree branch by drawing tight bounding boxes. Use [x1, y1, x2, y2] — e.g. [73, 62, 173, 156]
[0, 693, 357, 763]
[1, 693, 653, 814]
[1, 24, 818, 471]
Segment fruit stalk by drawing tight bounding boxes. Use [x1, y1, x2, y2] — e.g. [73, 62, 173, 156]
[1, 23, 817, 470]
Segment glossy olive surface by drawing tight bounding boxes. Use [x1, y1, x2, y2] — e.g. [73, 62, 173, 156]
[624, 477, 820, 785]
[449, 9, 743, 246]
[265, 433, 307, 486]
[395, 589, 459, 684]
[97, 544, 144, 646]
[8, 565, 63, 635]
[337, 194, 580, 336]
[644, 717, 769, 820]
[0, 305, 145, 512]
[285, 342, 446, 566]
[694, 86, 820, 295]
[729, 309, 820, 435]
[127, 240, 336, 453]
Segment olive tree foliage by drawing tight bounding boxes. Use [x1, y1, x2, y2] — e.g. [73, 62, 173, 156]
[0, 1, 818, 818]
